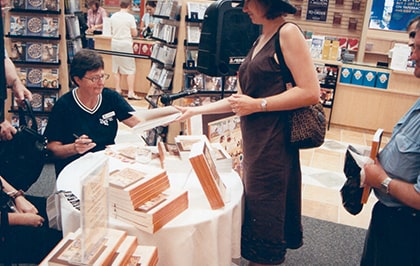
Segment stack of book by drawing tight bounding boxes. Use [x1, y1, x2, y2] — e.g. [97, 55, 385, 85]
[108, 167, 170, 211]
[108, 166, 189, 234]
[41, 228, 158, 265]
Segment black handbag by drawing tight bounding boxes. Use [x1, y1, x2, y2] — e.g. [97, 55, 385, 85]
[274, 23, 326, 149]
[0, 99, 48, 191]
[340, 145, 364, 215]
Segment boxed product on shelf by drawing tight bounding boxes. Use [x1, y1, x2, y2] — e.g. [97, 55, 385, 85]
[26, 0, 43, 10]
[42, 17, 59, 37]
[339, 67, 352, 84]
[26, 67, 43, 87]
[375, 72, 390, 89]
[42, 68, 60, 88]
[42, 43, 59, 63]
[26, 16, 43, 36]
[10, 15, 26, 36]
[26, 42, 43, 62]
[363, 70, 377, 87]
[351, 69, 364, 85]
[10, 40, 26, 61]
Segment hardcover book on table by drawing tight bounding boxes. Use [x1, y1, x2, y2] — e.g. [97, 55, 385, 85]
[108, 166, 170, 209]
[110, 189, 189, 234]
[189, 140, 227, 209]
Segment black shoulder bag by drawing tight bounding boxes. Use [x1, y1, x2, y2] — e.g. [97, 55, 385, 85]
[274, 23, 326, 149]
[0, 99, 48, 191]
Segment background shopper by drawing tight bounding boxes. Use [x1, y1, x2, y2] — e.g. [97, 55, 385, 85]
[110, 0, 140, 100]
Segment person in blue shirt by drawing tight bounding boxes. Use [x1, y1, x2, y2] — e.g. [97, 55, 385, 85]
[360, 21, 420, 266]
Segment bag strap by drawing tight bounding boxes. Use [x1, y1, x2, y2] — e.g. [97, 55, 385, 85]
[274, 22, 301, 88]
[18, 98, 38, 132]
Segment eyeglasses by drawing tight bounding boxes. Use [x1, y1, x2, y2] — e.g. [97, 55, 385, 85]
[83, 74, 110, 83]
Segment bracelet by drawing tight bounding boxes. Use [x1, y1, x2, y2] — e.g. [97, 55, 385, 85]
[8, 189, 25, 199]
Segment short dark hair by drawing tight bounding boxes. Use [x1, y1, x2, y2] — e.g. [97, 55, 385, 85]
[70, 49, 104, 86]
[255, 0, 293, 20]
[120, 0, 130, 8]
[407, 16, 420, 31]
[146, 0, 157, 8]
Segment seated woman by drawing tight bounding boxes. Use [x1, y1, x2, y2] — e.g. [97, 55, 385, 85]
[44, 49, 142, 176]
[0, 176, 62, 264]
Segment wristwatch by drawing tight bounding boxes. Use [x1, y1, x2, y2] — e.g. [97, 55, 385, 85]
[261, 98, 267, 112]
[381, 177, 392, 194]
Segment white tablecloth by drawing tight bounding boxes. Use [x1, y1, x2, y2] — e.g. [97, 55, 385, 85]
[56, 148, 244, 266]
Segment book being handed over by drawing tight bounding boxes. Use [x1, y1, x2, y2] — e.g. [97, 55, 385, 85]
[132, 106, 181, 133]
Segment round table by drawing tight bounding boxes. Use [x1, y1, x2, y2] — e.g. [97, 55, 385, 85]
[56, 147, 244, 266]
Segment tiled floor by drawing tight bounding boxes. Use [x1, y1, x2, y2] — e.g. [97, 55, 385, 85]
[127, 97, 388, 229]
[300, 126, 390, 229]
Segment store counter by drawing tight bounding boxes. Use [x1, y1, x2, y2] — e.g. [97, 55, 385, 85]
[56, 145, 244, 266]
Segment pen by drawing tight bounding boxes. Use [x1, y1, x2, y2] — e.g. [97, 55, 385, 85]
[73, 133, 80, 139]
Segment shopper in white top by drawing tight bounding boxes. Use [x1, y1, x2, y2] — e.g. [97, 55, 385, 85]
[110, 0, 140, 100]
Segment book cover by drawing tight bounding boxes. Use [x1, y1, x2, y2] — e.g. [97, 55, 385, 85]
[26, 16, 43, 36]
[43, 0, 59, 11]
[43, 91, 58, 112]
[189, 140, 227, 209]
[26, 67, 43, 87]
[42, 43, 59, 63]
[15, 67, 27, 88]
[26, 0, 43, 9]
[132, 106, 181, 133]
[187, 25, 201, 44]
[31, 91, 43, 111]
[140, 43, 153, 57]
[224, 76, 238, 91]
[185, 49, 198, 69]
[310, 35, 324, 59]
[10, 15, 26, 36]
[361, 128, 384, 204]
[109, 168, 147, 189]
[187, 2, 211, 20]
[204, 75, 222, 91]
[42, 68, 59, 88]
[13, 0, 25, 9]
[26, 42, 43, 62]
[36, 115, 49, 134]
[347, 38, 359, 51]
[42, 17, 59, 37]
[109, 235, 138, 266]
[10, 41, 26, 61]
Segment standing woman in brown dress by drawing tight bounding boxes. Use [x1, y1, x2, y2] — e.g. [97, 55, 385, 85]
[175, 0, 320, 264]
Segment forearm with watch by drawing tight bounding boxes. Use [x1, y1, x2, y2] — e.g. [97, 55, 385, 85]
[379, 176, 420, 210]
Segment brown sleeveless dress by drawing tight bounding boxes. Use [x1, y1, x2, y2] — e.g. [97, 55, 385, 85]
[238, 29, 303, 264]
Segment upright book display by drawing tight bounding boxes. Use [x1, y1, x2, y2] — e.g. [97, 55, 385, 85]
[189, 139, 227, 209]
